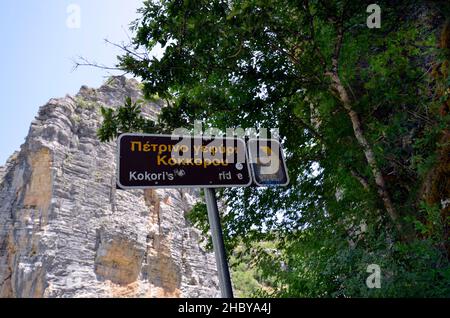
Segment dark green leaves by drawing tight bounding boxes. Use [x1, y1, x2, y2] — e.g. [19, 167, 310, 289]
[101, 0, 450, 297]
[97, 97, 156, 142]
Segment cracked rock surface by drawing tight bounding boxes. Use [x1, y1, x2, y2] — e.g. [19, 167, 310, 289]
[0, 76, 219, 298]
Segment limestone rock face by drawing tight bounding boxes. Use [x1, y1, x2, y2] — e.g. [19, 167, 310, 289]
[0, 77, 219, 298]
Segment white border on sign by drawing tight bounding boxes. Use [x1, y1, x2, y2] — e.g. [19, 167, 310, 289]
[116, 133, 253, 189]
[247, 138, 290, 187]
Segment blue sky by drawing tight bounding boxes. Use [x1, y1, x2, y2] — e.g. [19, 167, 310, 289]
[0, 0, 145, 164]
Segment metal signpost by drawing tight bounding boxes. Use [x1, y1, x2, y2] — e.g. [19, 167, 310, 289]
[204, 188, 234, 298]
[117, 133, 289, 298]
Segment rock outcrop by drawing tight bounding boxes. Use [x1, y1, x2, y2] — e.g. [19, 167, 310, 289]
[0, 76, 219, 298]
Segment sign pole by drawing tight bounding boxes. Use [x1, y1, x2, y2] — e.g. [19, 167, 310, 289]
[204, 188, 234, 298]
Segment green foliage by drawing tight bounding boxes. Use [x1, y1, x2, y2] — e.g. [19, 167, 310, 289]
[229, 242, 276, 297]
[97, 97, 156, 142]
[100, 0, 450, 297]
[75, 96, 100, 110]
[250, 227, 450, 297]
[231, 261, 263, 298]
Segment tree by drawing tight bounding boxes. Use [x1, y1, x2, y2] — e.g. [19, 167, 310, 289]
[101, 0, 450, 296]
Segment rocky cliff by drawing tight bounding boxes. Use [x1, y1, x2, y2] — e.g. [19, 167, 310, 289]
[0, 76, 220, 298]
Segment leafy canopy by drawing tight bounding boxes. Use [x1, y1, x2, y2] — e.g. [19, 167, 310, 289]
[99, 0, 450, 297]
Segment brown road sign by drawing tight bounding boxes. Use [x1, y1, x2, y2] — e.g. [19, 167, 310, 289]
[117, 133, 252, 189]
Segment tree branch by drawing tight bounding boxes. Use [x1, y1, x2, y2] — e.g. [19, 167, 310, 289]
[304, 0, 328, 69]
[104, 38, 149, 61]
[292, 116, 324, 141]
[331, 23, 344, 74]
[71, 56, 127, 73]
[350, 169, 370, 190]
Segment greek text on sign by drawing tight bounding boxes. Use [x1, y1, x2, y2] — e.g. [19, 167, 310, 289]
[117, 133, 252, 188]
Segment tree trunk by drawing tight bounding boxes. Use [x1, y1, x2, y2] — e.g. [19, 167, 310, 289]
[329, 72, 408, 237]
